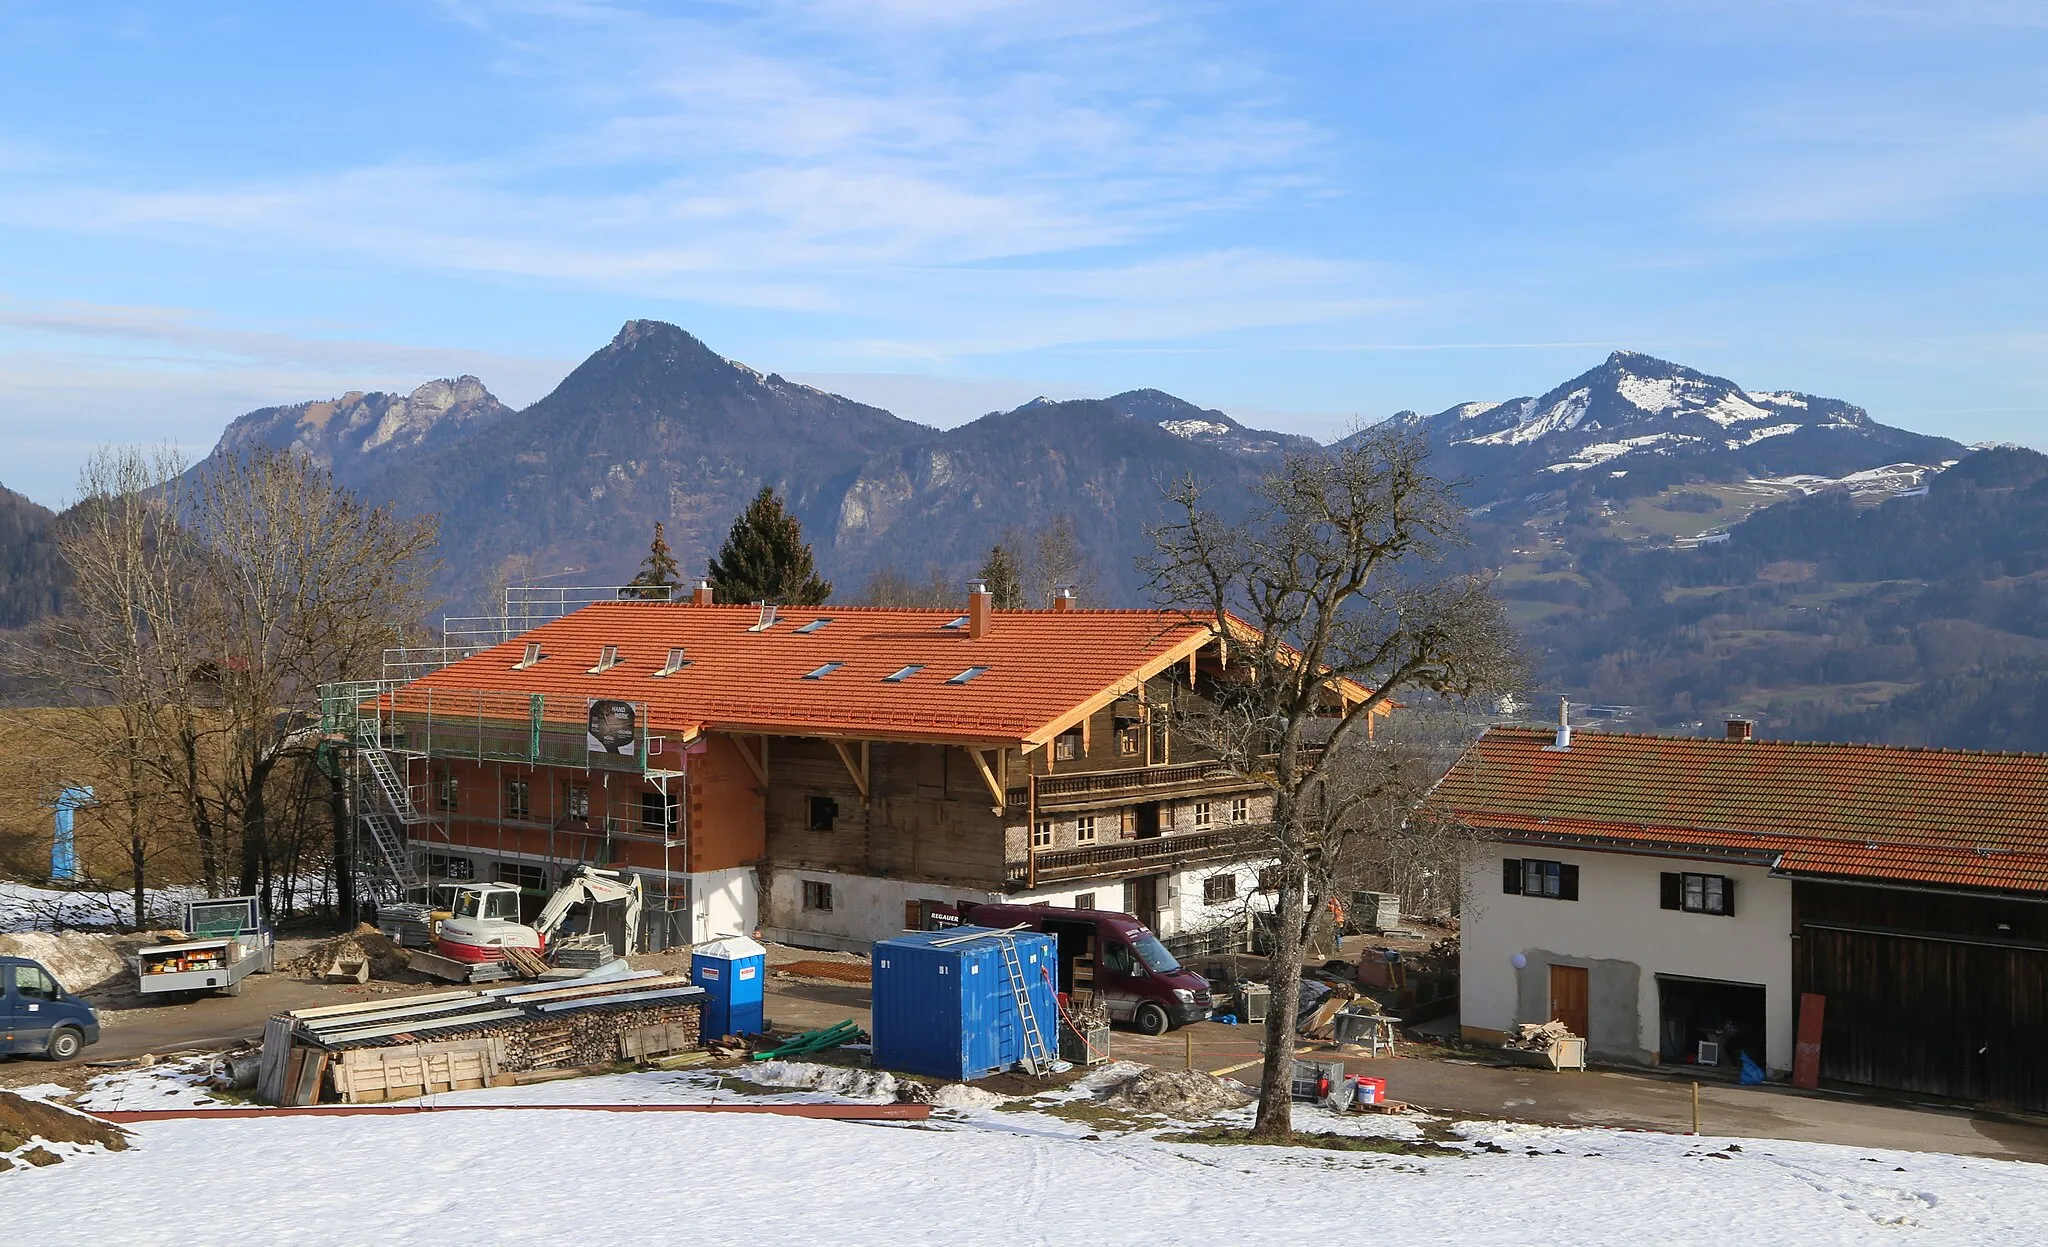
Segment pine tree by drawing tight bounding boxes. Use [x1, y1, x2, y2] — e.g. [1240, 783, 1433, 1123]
[978, 543, 1025, 609]
[708, 486, 831, 605]
[622, 522, 682, 599]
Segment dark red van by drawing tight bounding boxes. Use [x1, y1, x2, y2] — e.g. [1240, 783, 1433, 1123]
[957, 902, 1212, 1034]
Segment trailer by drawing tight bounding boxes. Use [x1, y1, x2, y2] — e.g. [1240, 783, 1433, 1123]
[135, 896, 276, 998]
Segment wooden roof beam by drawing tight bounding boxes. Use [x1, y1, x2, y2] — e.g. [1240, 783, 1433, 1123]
[831, 738, 871, 803]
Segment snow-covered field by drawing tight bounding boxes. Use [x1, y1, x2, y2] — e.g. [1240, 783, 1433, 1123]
[4, 1060, 2042, 1245]
[0, 880, 202, 933]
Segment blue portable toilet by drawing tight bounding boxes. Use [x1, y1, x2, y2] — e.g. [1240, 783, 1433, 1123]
[871, 927, 1059, 1081]
[691, 935, 766, 1040]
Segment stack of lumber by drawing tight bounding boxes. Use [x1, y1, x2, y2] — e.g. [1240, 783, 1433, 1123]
[256, 970, 705, 1105]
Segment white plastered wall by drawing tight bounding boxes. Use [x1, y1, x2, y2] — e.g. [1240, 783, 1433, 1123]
[1459, 846, 1794, 1070]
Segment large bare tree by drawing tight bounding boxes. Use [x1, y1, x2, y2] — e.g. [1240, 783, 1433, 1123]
[186, 448, 440, 909]
[23, 446, 439, 919]
[1145, 427, 1521, 1138]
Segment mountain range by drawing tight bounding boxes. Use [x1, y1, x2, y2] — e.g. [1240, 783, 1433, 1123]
[5, 320, 2041, 747]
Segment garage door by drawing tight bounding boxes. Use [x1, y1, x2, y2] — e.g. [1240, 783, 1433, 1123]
[1796, 923, 2048, 1111]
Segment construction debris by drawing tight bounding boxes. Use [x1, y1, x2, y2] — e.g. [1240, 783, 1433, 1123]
[1505, 1021, 1575, 1049]
[285, 925, 413, 981]
[1096, 1065, 1252, 1117]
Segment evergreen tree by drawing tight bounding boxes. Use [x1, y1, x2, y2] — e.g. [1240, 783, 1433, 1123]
[622, 522, 682, 599]
[978, 543, 1025, 609]
[708, 486, 831, 605]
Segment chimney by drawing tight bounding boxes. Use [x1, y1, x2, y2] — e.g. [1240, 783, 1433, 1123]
[1547, 696, 1572, 751]
[1726, 718, 1754, 743]
[1052, 584, 1075, 613]
[967, 579, 992, 639]
[692, 579, 714, 607]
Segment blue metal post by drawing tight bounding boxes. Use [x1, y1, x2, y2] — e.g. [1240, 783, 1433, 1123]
[52, 786, 93, 881]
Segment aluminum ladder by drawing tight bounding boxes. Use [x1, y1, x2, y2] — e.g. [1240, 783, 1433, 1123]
[996, 934, 1054, 1076]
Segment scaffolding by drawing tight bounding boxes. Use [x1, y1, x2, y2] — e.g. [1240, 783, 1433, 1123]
[318, 584, 694, 947]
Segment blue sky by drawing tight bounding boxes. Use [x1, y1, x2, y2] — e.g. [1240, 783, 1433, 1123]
[2, 1, 2044, 506]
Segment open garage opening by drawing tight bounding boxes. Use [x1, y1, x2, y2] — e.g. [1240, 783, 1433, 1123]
[1657, 974, 1766, 1073]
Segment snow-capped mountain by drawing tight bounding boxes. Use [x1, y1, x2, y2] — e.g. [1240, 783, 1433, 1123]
[1375, 351, 1964, 505]
[1100, 389, 1319, 457]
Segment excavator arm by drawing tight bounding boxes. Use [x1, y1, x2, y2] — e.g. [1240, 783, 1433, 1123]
[532, 866, 644, 949]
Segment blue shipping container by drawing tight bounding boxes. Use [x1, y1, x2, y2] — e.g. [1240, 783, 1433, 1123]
[871, 928, 1059, 1081]
[691, 935, 766, 1039]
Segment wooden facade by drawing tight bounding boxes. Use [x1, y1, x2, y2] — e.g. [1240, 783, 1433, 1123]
[1794, 881, 2048, 1111]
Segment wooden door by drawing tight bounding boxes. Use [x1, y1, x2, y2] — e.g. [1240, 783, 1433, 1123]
[1123, 875, 1162, 931]
[1549, 964, 1590, 1039]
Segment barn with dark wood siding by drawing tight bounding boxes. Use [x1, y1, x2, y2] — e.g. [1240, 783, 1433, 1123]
[1431, 717, 2048, 1111]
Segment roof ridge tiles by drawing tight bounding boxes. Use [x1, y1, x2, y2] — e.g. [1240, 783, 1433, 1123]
[1480, 722, 2048, 763]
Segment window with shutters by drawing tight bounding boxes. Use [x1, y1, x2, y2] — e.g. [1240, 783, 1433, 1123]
[1661, 871, 1735, 916]
[1203, 874, 1237, 904]
[802, 880, 834, 912]
[1501, 857, 1578, 901]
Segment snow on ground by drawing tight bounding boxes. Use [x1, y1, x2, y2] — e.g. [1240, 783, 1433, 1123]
[0, 880, 202, 933]
[3, 1062, 2041, 1244]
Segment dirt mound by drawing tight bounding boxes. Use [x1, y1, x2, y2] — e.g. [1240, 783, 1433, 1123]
[0, 932, 137, 997]
[772, 959, 871, 984]
[0, 1091, 127, 1173]
[285, 924, 412, 980]
[1097, 1066, 1253, 1118]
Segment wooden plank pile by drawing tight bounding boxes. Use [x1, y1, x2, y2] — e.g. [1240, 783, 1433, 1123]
[256, 971, 706, 1105]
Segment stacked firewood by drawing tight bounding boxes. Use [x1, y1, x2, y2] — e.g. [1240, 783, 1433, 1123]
[497, 1001, 703, 1071]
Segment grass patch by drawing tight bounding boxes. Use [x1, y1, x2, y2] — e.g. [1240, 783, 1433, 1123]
[1156, 1126, 1464, 1157]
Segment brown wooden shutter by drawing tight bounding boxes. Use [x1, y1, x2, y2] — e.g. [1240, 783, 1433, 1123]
[1503, 859, 1523, 895]
[1559, 863, 1580, 902]
[1660, 873, 1683, 910]
[905, 901, 922, 930]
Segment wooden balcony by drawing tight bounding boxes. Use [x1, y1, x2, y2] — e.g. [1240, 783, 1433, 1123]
[1006, 759, 1253, 812]
[1006, 824, 1270, 889]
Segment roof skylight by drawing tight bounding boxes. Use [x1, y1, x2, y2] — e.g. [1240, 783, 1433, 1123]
[941, 615, 970, 630]
[946, 666, 990, 685]
[801, 662, 845, 680]
[653, 647, 690, 677]
[883, 664, 924, 683]
[795, 617, 833, 634]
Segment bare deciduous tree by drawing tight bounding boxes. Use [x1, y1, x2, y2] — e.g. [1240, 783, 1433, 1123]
[1144, 428, 1522, 1138]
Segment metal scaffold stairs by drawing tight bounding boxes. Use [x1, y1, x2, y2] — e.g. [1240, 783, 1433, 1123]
[996, 934, 1054, 1076]
[360, 809, 421, 891]
[361, 742, 431, 825]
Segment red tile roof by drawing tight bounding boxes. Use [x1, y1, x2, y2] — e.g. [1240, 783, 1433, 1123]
[396, 602, 1215, 746]
[1429, 726, 2048, 896]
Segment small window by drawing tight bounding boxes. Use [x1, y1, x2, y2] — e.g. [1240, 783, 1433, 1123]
[1192, 801, 1212, 828]
[587, 644, 622, 674]
[1231, 796, 1249, 824]
[653, 647, 689, 677]
[1503, 857, 1579, 902]
[514, 641, 543, 670]
[642, 790, 678, 833]
[1117, 725, 1141, 756]
[1053, 729, 1082, 762]
[1076, 815, 1098, 843]
[1662, 872, 1736, 916]
[567, 785, 589, 821]
[807, 795, 839, 831]
[883, 665, 924, 683]
[802, 880, 834, 912]
[941, 615, 970, 630]
[438, 773, 459, 811]
[801, 662, 843, 680]
[496, 862, 548, 892]
[1203, 875, 1237, 905]
[1073, 892, 1096, 910]
[506, 778, 531, 819]
[14, 963, 59, 1000]
[426, 853, 473, 880]
[1258, 866, 1283, 893]
[795, 617, 833, 634]
[1032, 819, 1052, 848]
[946, 666, 989, 685]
